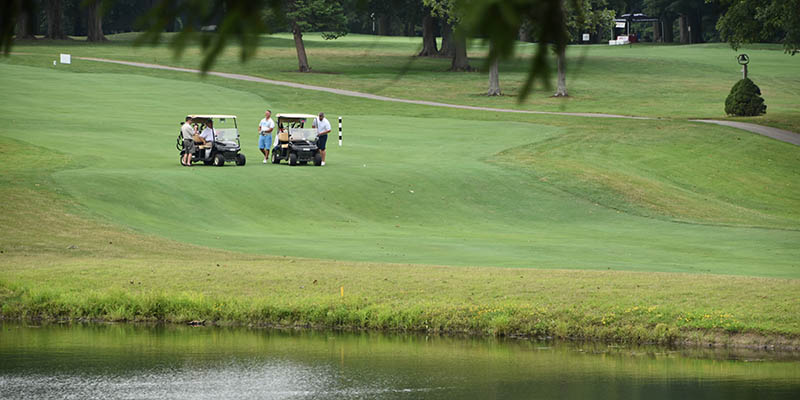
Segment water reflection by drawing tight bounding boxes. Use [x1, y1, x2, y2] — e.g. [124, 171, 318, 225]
[1, 323, 798, 399]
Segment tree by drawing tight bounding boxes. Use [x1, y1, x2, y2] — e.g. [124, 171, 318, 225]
[553, 0, 569, 96]
[424, 0, 472, 71]
[459, 0, 579, 100]
[553, 46, 567, 96]
[643, 0, 716, 44]
[725, 78, 766, 116]
[47, 0, 69, 40]
[3, 0, 36, 52]
[439, 20, 454, 56]
[716, 0, 800, 55]
[644, 0, 676, 42]
[418, 11, 438, 56]
[487, 42, 500, 95]
[285, 0, 348, 72]
[86, 0, 108, 41]
[566, 0, 615, 44]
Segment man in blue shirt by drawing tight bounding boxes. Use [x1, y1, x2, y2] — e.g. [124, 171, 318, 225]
[258, 110, 275, 164]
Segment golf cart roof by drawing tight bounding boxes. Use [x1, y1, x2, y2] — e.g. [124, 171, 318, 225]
[276, 113, 317, 120]
[188, 114, 237, 119]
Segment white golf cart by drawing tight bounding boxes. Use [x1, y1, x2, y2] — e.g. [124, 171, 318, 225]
[177, 114, 245, 166]
[270, 113, 322, 166]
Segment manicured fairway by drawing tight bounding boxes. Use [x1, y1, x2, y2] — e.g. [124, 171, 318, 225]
[1, 62, 798, 277]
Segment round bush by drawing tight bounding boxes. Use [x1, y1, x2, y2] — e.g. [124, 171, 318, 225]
[725, 78, 767, 116]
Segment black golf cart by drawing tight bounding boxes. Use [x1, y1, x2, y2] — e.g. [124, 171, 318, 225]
[270, 113, 322, 166]
[177, 114, 246, 166]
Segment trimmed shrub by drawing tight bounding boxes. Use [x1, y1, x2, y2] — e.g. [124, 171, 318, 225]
[725, 78, 767, 116]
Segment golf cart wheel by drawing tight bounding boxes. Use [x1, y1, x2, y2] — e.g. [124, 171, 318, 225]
[289, 153, 298, 166]
[235, 153, 246, 166]
[313, 153, 322, 166]
[271, 151, 280, 164]
[213, 153, 225, 167]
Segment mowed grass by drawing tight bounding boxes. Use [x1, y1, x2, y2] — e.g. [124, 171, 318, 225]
[9, 33, 800, 132]
[0, 54, 799, 346]
[1, 62, 798, 275]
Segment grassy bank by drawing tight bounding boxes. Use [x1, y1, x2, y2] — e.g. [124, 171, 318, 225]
[1, 48, 799, 349]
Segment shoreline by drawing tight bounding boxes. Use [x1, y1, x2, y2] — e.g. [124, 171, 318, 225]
[3, 308, 799, 355]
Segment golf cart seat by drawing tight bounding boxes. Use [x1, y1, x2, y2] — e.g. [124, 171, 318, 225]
[278, 131, 289, 142]
[197, 143, 212, 149]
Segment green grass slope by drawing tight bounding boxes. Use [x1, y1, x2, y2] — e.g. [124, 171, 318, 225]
[0, 62, 798, 278]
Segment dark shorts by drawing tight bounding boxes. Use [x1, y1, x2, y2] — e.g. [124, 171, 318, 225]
[183, 138, 196, 153]
[317, 134, 328, 150]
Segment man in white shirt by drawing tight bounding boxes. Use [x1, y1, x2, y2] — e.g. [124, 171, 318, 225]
[181, 116, 196, 166]
[198, 120, 216, 158]
[312, 112, 331, 166]
[258, 110, 275, 164]
[199, 120, 215, 144]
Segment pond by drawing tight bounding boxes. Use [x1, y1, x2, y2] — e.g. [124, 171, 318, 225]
[1, 323, 798, 399]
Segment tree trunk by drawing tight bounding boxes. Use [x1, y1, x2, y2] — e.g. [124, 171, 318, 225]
[418, 14, 438, 56]
[678, 14, 689, 44]
[553, 46, 567, 97]
[292, 23, 311, 72]
[439, 22, 454, 57]
[46, 0, 67, 40]
[16, 6, 36, 39]
[487, 54, 500, 96]
[662, 17, 674, 43]
[377, 15, 389, 36]
[86, 1, 107, 42]
[518, 23, 530, 42]
[653, 21, 661, 43]
[450, 28, 471, 71]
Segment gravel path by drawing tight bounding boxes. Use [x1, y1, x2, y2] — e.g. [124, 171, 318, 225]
[79, 57, 798, 145]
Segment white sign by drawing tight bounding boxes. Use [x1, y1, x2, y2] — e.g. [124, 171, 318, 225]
[615, 21, 626, 29]
[582, 33, 590, 41]
[59, 54, 71, 64]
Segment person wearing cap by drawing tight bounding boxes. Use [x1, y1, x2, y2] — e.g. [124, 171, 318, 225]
[258, 110, 275, 164]
[312, 112, 331, 166]
[181, 116, 196, 166]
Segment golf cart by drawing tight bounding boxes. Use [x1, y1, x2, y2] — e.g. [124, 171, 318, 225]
[271, 113, 322, 166]
[176, 115, 246, 166]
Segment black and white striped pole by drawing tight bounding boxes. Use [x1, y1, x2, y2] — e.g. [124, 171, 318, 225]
[338, 116, 343, 146]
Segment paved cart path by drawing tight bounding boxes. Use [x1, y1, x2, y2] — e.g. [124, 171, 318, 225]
[690, 119, 800, 146]
[79, 57, 799, 146]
